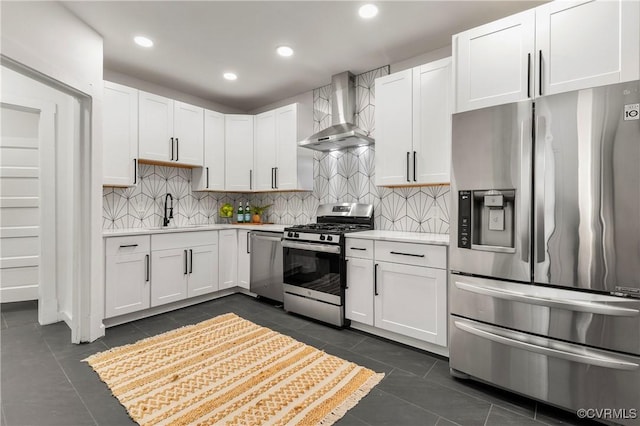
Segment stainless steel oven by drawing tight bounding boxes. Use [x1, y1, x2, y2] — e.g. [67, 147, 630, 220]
[283, 240, 342, 301]
[282, 203, 374, 327]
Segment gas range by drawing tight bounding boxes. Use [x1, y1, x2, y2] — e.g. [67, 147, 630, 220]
[282, 203, 374, 327]
[284, 203, 374, 245]
[284, 223, 372, 244]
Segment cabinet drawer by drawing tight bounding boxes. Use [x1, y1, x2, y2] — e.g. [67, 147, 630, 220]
[105, 235, 150, 256]
[152, 231, 218, 250]
[345, 238, 374, 259]
[375, 240, 446, 269]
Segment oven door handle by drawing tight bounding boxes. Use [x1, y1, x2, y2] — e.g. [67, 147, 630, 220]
[282, 240, 341, 254]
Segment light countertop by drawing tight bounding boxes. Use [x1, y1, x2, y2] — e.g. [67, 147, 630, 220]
[346, 230, 449, 246]
[103, 223, 288, 238]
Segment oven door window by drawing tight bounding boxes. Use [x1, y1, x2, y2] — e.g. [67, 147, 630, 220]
[283, 247, 341, 296]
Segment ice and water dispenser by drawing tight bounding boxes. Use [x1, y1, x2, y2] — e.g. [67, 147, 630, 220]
[458, 189, 516, 252]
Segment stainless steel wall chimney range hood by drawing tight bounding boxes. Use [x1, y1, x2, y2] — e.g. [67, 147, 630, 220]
[299, 71, 374, 152]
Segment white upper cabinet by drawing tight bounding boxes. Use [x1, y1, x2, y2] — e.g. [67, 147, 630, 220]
[173, 101, 204, 166]
[536, 0, 639, 96]
[253, 104, 313, 192]
[225, 114, 254, 191]
[454, 0, 640, 112]
[193, 109, 225, 191]
[139, 91, 174, 162]
[139, 90, 204, 166]
[454, 10, 535, 113]
[275, 104, 312, 191]
[375, 59, 453, 186]
[375, 69, 414, 186]
[103, 81, 138, 187]
[413, 58, 452, 185]
[254, 110, 278, 191]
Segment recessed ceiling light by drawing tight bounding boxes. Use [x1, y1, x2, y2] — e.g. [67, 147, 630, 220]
[223, 72, 238, 81]
[358, 4, 378, 19]
[276, 46, 294, 57]
[134, 36, 154, 48]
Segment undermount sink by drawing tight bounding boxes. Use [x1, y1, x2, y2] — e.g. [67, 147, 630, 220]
[144, 224, 211, 231]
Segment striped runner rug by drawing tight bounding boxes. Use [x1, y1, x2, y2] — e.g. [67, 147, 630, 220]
[85, 313, 384, 425]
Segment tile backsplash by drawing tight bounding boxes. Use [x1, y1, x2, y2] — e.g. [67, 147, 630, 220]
[103, 66, 450, 233]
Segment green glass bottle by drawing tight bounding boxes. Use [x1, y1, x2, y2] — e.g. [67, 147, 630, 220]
[237, 202, 244, 223]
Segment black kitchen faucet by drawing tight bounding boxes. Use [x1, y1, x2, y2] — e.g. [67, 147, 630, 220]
[163, 193, 173, 226]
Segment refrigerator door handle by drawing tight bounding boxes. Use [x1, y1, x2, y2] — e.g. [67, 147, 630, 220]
[520, 116, 532, 263]
[455, 281, 639, 317]
[454, 320, 639, 371]
[534, 115, 547, 264]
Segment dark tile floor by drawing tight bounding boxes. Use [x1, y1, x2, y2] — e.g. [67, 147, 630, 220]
[1, 295, 600, 426]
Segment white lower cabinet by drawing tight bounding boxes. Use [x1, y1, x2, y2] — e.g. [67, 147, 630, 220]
[105, 236, 151, 318]
[218, 229, 238, 290]
[151, 248, 189, 307]
[374, 261, 447, 346]
[345, 257, 374, 326]
[188, 244, 219, 297]
[151, 231, 218, 307]
[237, 230, 251, 290]
[345, 237, 448, 348]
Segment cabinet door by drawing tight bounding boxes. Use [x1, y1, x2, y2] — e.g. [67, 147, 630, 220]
[151, 248, 188, 306]
[103, 81, 138, 187]
[193, 109, 225, 191]
[254, 110, 277, 191]
[218, 229, 238, 290]
[536, 0, 640, 96]
[105, 252, 150, 317]
[374, 262, 447, 346]
[274, 104, 299, 190]
[413, 58, 452, 185]
[187, 244, 218, 297]
[139, 91, 174, 162]
[173, 101, 204, 166]
[224, 115, 254, 191]
[374, 69, 414, 186]
[454, 10, 535, 112]
[345, 257, 374, 326]
[237, 230, 251, 290]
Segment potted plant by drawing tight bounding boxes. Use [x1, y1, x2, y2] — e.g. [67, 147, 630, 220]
[250, 204, 272, 223]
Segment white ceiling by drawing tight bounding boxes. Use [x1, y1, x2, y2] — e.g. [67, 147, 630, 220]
[63, 1, 545, 111]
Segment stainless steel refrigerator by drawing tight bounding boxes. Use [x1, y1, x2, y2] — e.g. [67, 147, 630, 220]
[449, 80, 640, 423]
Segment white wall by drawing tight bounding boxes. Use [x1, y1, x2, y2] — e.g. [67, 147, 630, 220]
[1, 1, 104, 342]
[390, 46, 452, 73]
[104, 69, 244, 114]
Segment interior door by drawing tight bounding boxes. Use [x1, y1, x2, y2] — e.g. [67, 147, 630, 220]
[0, 96, 56, 325]
[534, 80, 640, 294]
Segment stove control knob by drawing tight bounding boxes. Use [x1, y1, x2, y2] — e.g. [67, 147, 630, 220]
[294, 233, 300, 238]
[327, 235, 333, 241]
[320, 235, 326, 241]
[287, 232, 293, 237]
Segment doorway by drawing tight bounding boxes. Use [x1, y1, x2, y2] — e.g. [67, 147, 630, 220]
[1, 62, 88, 342]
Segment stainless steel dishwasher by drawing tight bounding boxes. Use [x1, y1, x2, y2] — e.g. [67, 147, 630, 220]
[249, 231, 284, 303]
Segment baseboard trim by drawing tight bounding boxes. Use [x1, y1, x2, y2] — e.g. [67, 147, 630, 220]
[0, 285, 38, 303]
[350, 321, 449, 358]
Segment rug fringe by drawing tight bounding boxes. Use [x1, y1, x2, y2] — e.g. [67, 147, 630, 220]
[317, 372, 385, 426]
